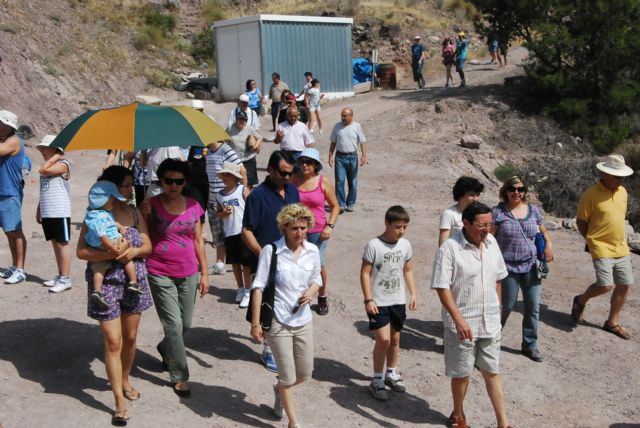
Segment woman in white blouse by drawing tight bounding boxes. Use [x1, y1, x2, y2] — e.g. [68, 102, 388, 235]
[250, 203, 322, 428]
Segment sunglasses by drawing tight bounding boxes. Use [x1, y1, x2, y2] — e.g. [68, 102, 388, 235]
[163, 177, 186, 186]
[299, 158, 316, 165]
[507, 186, 525, 193]
[277, 168, 293, 178]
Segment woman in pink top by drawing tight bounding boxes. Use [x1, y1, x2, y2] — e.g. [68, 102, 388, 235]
[143, 158, 209, 398]
[293, 148, 340, 315]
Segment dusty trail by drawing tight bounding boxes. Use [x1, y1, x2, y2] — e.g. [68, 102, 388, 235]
[1, 48, 639, 427]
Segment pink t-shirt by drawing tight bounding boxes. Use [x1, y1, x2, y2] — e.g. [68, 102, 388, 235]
[147, 196, 204, 278]
[296, 175, 327, 234]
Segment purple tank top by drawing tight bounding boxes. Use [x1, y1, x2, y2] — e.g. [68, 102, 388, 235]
[297, 175, 327, 234]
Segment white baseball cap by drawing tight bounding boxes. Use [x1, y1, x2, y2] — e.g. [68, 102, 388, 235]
[36, 134, 64, 154]
[238, 94, 250, 103]
[0, 110, 18, 130]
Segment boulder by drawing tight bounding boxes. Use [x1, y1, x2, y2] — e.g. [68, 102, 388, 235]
[434, 102, 444, 113]
[628, 233, 640, 252]
[543, 220, 562, 230]
[562, 218, 578, 231]
[460, 134, 483, 149]
[135, 95, 162, 105]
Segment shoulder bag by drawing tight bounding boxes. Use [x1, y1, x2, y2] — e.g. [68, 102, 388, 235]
[511, 205, 550, 279]
[245, 243, 278, 330]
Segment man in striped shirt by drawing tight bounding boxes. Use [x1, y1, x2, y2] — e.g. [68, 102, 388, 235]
[431, 202, 511, 428]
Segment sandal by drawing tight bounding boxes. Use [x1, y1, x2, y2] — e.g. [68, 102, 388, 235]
[603, 322, 630, 340]
[123, 387, 140, 401]
[111, 410, 129, 426]
[571, 295, 585, 323]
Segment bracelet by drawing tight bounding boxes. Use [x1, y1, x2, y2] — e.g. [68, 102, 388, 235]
[251, 323, 260, 328]
[364, 299, 373, 305]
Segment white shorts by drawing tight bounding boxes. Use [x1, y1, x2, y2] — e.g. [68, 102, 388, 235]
[309, 104, 321, 112]
[444, 329, 500, 378]
[593, 256, 634, 286]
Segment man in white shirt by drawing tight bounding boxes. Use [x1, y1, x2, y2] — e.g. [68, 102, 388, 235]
[328, 108, 367, 213]
[274, 107, 314, 161]
[431, 202, 511, 428]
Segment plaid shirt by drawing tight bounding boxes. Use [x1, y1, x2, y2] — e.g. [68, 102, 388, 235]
[492, 203, 543, 273]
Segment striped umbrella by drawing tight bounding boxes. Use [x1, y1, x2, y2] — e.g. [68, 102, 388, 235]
[51, 102, 229, 152]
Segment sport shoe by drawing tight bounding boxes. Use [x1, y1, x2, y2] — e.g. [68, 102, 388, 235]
[273, 382, 283, 418]
[317, 296, 329, 315]
[235, 288, 245, 303]
[212, 262, 226, 275]
[369, 381, 389, 400]
[384, 375, 407, 392]
[345, 206, 354, 212]
[44, 275, 60, 287]
[90, 290, 109, 310]
[4, 268, 26, 284]
[49, 279, 72, 293]
[239, 290, 251, 309]
[261, 349, 278, 373]
[0, 266, 15, 279]
[126, 282, 144, 295]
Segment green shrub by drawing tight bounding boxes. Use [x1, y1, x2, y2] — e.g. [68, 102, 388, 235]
[191, 27, 215, 64]
[494, 162, 518, 182]
[141, 5, 176, 33]
[201, 0, 225, 24]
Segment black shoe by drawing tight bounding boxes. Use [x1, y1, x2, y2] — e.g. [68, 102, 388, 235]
[90, 291, 109, 311]
[522, 347, 544, 362]
[127, 283, 144, 295]
[111, 411, 129, 426]
[317, 297, 329, 315]
[172, 383, 191, 398]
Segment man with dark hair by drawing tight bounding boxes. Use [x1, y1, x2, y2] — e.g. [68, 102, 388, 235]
[242, 150, 300, 372]
[431, 201, 511, 428]
[277, 93, 308, 125]
[269, 72, 289, 131]
[0, 110, 27, 284]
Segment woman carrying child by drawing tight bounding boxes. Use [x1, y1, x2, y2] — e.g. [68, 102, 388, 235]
[36, 134, 72, 293]
[215, 162, 252, 308]
[77, 166, 153, 426]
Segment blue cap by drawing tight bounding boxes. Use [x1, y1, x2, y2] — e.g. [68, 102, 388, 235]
[298, 148, 323, 171]
[88, 180, 127, 209]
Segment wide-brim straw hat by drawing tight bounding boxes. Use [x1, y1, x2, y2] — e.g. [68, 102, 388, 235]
[596, 154, 634, 177]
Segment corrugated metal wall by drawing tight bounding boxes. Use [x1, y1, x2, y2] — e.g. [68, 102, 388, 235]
[260, 21, 352, 95]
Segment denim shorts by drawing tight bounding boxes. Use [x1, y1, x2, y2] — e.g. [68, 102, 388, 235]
[306, 232, 328, 265]
[593, 256, 634, 286]
[0, 195, 22, 232]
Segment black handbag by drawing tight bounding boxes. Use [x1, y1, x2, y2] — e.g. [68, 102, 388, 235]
[245, 243, 278, 331]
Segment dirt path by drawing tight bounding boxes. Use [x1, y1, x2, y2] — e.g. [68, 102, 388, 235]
[1, 48, 639, 428]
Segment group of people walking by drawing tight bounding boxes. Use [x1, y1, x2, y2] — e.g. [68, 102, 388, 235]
[1, 83, 636, 428]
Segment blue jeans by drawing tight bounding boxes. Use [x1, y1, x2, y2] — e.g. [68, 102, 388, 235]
[501, 269, 541, 351]
[334, 153, 358, 209]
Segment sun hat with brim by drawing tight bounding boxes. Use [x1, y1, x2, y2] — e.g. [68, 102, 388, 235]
[458, 31, 466, 38]
[216, 161, 243, 179]
[37, 134, 64, 154]
[298, 148, 323, 171]
[596, 154, 634, 177]
[0, 110, 18, 130]
[88, 180, 127, 210]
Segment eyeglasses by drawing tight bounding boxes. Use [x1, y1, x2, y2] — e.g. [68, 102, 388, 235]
[473, 221, 495, 229]
[507, 186, 526, 193]
[277, 168, 293, 178]
[163, 177, 186, 186]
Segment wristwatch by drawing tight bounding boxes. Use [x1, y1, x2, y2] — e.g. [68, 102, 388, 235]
[326, 223, 335, 229]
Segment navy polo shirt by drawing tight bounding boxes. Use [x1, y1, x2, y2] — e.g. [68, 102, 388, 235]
[243, 177, 300, 247]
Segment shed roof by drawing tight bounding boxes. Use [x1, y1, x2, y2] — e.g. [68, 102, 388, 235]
[212, 14, 353, 29]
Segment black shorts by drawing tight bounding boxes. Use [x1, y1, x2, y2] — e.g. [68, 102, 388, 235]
[367, 304, 406, 331]
[41, 217, 71, 242]
[224, 234, 252, 266]
[243, 157, 259, 186]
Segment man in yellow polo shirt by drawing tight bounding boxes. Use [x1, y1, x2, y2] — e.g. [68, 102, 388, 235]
[571, 155, 634, 339]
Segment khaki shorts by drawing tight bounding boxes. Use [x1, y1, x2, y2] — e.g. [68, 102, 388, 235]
[266, 319, 314, 386]
[593, 256, 634, 287]
[444, 328, 500, 378]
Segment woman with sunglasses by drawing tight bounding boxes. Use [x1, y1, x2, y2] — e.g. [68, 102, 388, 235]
[250, 203, 322, 428]
[144, 158, 209, 397]
[292, 148, 340, 315]
[492, 176, 554, 363]
[245, 79, 262, 117]
[77, 166, 153, 425]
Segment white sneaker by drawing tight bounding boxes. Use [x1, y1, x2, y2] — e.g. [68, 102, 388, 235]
[49, 279, 72, 293]
[212, 262, 225, 275]
[44, 275, 60, 287]
[273, 382, 283, 418]
[235, 288, 245, 303]
[4, 268, 26, 284]
[0, 266, 15, 279]
[239, 290, 251, 308]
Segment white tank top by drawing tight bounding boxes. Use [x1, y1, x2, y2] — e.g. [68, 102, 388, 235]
[39, 160, 71, 218]
[215, 184, 245, 237]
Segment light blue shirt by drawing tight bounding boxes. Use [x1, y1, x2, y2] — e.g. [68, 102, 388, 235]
[85, 209, 120, 248]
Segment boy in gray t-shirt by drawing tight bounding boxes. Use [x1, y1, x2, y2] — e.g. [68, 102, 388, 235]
[360, 206, 417, 401]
